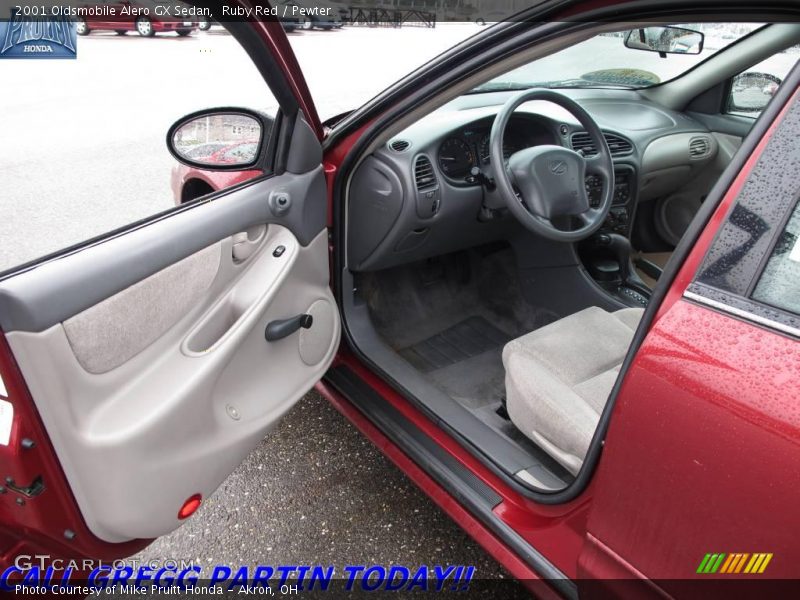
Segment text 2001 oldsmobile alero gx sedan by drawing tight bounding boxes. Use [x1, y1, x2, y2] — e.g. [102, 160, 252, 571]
[1, 1, 799, 597]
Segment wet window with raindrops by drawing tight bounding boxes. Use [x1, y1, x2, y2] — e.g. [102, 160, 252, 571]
[753, 199, 800, 315]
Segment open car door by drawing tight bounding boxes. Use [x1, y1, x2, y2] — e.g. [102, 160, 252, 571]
[0, 20, 335, 564]
[578, 69, 800, 597]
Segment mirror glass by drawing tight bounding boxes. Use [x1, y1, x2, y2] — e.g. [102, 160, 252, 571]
[624, 26, 704, 55]
[730, 72, 782, 113]
[171, 113, 261, 167]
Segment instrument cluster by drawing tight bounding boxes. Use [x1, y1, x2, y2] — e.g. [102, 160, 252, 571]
[436, 117, 556, 184]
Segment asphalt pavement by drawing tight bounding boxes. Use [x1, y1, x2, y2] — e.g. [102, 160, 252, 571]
[132, 390, 528, 596]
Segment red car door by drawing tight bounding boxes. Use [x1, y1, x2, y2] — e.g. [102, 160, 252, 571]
[578, 76, 800, 597]
[0, 17, 333, 575]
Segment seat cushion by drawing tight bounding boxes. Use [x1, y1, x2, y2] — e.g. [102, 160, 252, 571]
[503, 306, 643, 475]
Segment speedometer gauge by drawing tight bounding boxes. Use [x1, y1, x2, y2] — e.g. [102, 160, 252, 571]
[479, 135, 516, 164]
[438, 138, 474, 179]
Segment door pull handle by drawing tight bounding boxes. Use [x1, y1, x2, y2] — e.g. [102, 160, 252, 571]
[264, 314, 313, 342]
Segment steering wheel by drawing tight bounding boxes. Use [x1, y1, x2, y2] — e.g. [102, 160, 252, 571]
[490, 89, 614, 242]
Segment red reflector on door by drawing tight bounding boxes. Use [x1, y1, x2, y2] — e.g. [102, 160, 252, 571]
[178, 494, 202, 519]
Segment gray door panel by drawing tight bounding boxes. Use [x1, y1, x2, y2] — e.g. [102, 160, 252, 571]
[0, 119, 341, 543]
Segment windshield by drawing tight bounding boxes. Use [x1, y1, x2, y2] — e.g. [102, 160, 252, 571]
[473, 23, 765, 92]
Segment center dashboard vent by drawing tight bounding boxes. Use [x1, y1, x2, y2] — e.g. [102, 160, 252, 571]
[389, 139, 410, 152]
[414, 155, 438, 190]
[689, 136, 711, 159]
[570, 132, 633, 157]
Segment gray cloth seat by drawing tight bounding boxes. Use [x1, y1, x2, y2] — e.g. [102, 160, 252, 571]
[503, 306, 644, 475]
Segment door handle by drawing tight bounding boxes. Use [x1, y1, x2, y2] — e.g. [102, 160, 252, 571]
[265, 314, 313, 342]
[231, 226, 267, 262]
[232, 232, 258, 262]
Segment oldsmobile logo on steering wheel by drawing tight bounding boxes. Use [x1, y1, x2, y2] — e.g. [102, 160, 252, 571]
[549, 159, 568, 175]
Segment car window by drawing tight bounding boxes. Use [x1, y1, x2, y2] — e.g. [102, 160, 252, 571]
[752, 200, 800, 315]
[0, 22, 277, 273]
[690, 89, 800, 336]
[290, 23, 482, 120]
[477, 23, 765, 92]
[726, 46, 800, 117]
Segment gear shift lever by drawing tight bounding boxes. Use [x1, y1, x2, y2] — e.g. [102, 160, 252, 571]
[589, 233, 650, 307]
[591, 233, 632, 283]
[604, 233, 633, 283]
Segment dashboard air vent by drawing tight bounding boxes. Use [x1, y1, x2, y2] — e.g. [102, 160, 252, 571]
[571, 132, 633, 157]
[390, 139, 410, 152]
[689, 136, 711, 159]
[414, 155, 437, 190]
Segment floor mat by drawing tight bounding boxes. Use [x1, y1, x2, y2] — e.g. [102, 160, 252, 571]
[399, 316, 511, 373]
[427, 350, 507, 409]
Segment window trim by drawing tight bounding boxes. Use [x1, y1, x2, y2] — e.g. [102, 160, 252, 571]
[685, 282, 800, 338]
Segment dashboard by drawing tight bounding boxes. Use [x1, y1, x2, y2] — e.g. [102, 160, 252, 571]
[347, 89, 719, 272]
[436, 116, 556, 184]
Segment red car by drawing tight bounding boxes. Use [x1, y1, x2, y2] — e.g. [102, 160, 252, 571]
[171, 142, 263, 204]
[2, 2, 800, 598]
[75, 1, 201, 37]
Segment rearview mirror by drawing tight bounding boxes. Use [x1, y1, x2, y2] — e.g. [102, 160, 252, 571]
[624, 26, 704, 56]
[167, 109, 271, 170]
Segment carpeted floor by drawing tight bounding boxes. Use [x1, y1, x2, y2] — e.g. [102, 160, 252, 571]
[358, 245, 558, 410]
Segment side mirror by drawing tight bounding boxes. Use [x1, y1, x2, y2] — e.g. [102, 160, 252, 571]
[729, 72, 782, 114]
[624, 26, 704, 56]
[166, 108, 273, 170]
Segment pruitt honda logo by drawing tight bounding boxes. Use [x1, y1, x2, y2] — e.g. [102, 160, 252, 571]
[0, 13, 77, 59]
[696, 552, 773, 575]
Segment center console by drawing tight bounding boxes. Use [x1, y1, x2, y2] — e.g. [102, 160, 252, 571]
[585, 165, 635, 236]
[580, 165, 651, 307]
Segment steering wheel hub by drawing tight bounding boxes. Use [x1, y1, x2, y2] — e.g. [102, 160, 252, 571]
[508, 145, 589, 219]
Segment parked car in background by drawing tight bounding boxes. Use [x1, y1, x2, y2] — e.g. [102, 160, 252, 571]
[764, 79, 780, 95]
[198, 14, 308, 32]
[280, 12, 309, 32]
[171, 142, 262, 204]
[75, 0, 200, 37]
[323, 0, 350, 25]
[281, 0, 344, 29]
